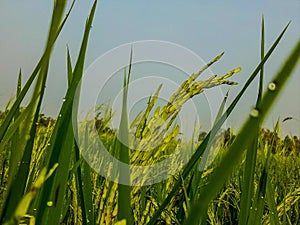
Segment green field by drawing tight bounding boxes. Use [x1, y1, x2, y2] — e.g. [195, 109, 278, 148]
[0, 1, 300, 225]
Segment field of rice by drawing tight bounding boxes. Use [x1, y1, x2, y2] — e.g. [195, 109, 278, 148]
[0, 1, 299, 225]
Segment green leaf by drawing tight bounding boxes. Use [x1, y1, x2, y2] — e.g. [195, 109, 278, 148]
[34, 1, 97, 224]
[117, 49, 133, 224]
[185, 34, 300, 225]
[239, 16, 265, 225]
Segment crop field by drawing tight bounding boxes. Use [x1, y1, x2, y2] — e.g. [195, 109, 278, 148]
[0, 1, 299, 225]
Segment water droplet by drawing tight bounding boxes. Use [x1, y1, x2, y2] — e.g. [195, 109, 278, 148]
[59, 114, 62, 118]
[254, 207, 258, 211]
[268, 82, 276, 91]
[271, 212, 274, 215]
[47, 201, 53, 207]
[62, 98, 66, 102]
[260, 196, 264, 199]
[47, 143, 51, 146]
[250, 108, 260, 118]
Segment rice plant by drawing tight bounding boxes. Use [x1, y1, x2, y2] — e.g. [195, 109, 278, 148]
[0, 1, 299, 225]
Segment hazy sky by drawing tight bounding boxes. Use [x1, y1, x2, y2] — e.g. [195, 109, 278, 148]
[0, 1, 299, 135]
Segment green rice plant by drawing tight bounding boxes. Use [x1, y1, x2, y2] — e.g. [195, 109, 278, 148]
[239, 16, 265, 225]
[67, 47, 94, 225]
[0, 1, 74, 223]
[34, 2, 97, 224]
[148, 20, 290, 225]
[1, 1, 299, 224]
[115, 50, 133, 224]
[184, 34, 300, 225]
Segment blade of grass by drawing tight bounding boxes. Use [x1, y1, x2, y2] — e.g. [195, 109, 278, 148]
[0, 6, 76, 217]
[147, 21, 290, 225]
[3, 73, 23, 218]
[184, 36, 300, 225]
[0, 1, 68, 222]
[35, 2, 97, 224]
[8, 70, 22, 180]
[248, 134, 272, 225]
[198, 91, 230, 181]
[248, 167, 268, 225]
[266, 174, 281, 225]
[67, 46, 73, 86]
[264, 122, 281, 225]
[257, 15, 265, 105]
[68, 46, 94, 225]
[239, 15, 265, 225]
[117, 49, 133, 224]
[213, 91, 229, 127]
[80, 147, 95, 225]
[0, 0, 75, 143]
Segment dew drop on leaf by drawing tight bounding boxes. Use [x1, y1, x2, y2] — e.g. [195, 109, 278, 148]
[268, 82, 276, 91]
[47, 201, 53, 207]
[250, 108, 260, 118]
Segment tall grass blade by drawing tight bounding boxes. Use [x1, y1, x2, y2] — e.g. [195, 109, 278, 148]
[148, 22, 290, 225]
[264, 122, 281, 225]
[69, 47, 94, 225]
[34, 1, 97, 224]
[17, 69, 22, 97]
[184, 37, 300, 225]
[257, 15, 265, 105]
[239, 16, 265, 225]
[117, 49, 133, 224]
[67, 46, 73, 86]
[249, 167, 268, 225]
[8, 70, 22, 180]
[0, 0, 75, 183]
[266, 175, 281, 225]
[80, 146, 95, 225]
[213, 91, 229, 126]
[0, 2, 68, 222]
[0, 0, 75, 143]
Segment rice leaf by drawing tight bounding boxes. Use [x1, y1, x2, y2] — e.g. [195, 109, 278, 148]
[0, 0, 75, 143]
[213, 91, 229, 127]
[0, 1, 69, 222]
[117, 49, 133, 224]
[239, 15, 265, 225]
[67, 46, 73, 86]
[34, 1, 97, 224]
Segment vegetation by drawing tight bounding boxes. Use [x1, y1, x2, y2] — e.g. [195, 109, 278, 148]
[0, 1, 299, 224]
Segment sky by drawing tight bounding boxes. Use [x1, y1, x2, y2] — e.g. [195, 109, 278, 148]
[0, 1, 299, 136]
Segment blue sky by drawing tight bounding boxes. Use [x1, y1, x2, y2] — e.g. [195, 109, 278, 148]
[0, 1, 299, 135]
